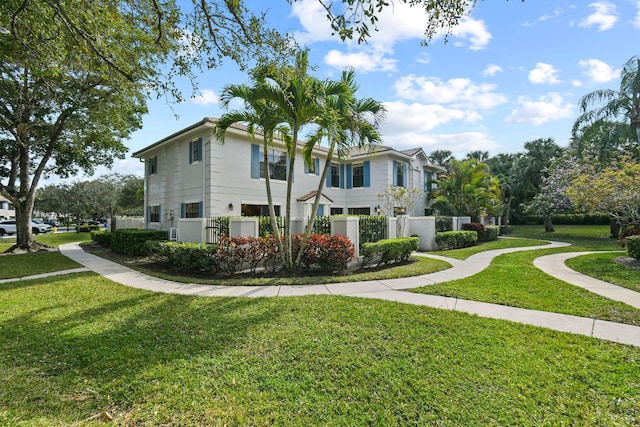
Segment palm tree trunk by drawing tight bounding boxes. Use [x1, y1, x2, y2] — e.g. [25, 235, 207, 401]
[262, 137, 285, 265]
[294, 142, 335, 268]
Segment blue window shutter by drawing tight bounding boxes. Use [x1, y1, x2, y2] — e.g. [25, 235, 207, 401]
[315, 158, 320, 176]
[346, 164, 353, 189]
[317, 205, 324, 216]
[393, 160, 398, 186]
[340, 164, 345, 189]
[403, 163, 408, 188]
[198, 138, 203, 161]
[199, 201, 203, 218]
[188, 141, 193, 164]
[326, 167, 331, 187]
[251, 144, 260, 179]
[424, 170, 428, 192]
[364, 161, 370, 187]
[180, 203, 186, 218]
[146, 206, 150, 223]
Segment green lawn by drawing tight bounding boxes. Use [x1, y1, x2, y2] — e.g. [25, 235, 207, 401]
[414, 225, 640, 326]
[1, 273, 638, 426]
[566, 252, 640, 293]
[429, 237, 548, 260]
[0, 233, 91, 279]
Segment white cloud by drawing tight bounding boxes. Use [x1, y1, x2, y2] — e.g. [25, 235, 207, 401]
[483, 64, 503, 77]
[381, 101, 481, 136]
[578, 59, 619, 83]
[505, 93, 574, 125]
[572, 80, 584, 87]
[634, 1, 640, 28]
[290, 0, 335, 44]
[580, 2, 618, 31]
[393, 75, 507, 110]
[191, 89, 219, 106]
[324, 49, 397, 73]
[382, 131, 500, 153]
[449, 16, 492, 50]
[528, 63, 561, 84]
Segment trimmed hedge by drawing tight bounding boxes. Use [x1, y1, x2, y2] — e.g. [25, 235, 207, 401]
[90, 230, 112, 248]
[435, 216, 454, 232]
[627, 235, 640, 260]
[146, 241, 218, 272]
[361, 237, 420, 267]
[435, 231, 477, 250]
[460, 223, 499, 242]
[484, 226, 499, 241]
[515, 214, 610, 226]
[111, 229, 169, 256]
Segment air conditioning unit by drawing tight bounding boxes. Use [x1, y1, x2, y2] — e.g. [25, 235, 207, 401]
[169, 227, 178, 241]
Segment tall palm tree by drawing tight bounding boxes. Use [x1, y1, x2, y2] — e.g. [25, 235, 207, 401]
[255, 50, 346, 269]
[573, 56, 640, 153]
[295, 68, 385, 267]
[213, 81, 288, 263]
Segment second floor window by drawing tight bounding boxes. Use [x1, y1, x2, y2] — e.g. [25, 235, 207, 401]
[352, 164, 364, 188]
[149, 156, 157, 175]
[189, 138, 203, 164]
[260, 147, 287, 181]
[396, 161, 405, 187]
[331, 164, 340, 188]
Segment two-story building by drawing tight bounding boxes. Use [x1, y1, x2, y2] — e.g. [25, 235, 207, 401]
[132, 117, 444, 231]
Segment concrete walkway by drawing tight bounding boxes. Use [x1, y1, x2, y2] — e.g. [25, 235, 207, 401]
[22, 242, 640, 347]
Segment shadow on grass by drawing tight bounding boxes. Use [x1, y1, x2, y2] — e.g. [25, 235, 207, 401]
[0, 273, 283, 423]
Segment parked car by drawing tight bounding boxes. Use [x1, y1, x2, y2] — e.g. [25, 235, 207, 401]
[0, 220, 17, 236]
[43, 219, 60, 227]
[32, 221, 52, 234]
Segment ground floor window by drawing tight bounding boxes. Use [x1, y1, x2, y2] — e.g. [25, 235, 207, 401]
[330, 207, 343, 215]
[348, 207, 371, 215]
[185, 202, 200, 218]
[150, 205, 161, 222]
[241, 204, 281, 217]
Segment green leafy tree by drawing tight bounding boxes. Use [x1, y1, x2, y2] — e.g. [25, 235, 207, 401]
[428, 149, 454, 171]
[572, 56, 640, 156]
[486, 152, 520, 225]
[566, 158, 640, 228]
[434, 158, 501, 221]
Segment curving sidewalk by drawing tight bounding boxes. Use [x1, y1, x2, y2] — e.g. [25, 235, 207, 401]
[54, 241, 640, 347]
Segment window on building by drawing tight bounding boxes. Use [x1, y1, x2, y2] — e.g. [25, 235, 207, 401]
[189, 139, 202, 164]
[352, 163, 364, 188]
[396, 162, 405, 187]
[8, 203, 14, 211]
[260, 147, 287, 181]
[241, 204, 281, 217]
[330, 207, 343, 215]
[331, 164, 340, 188]
[149, 156, 157, 175]
[305, 158, 319, 175]
[150, 205, 160, 222]
[348, 207, 370, 215]
[394, 206, 407, 216]
[185, 202, 200, 218]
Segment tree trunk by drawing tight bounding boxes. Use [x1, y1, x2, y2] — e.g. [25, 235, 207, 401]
[15, 200, 35, 250]
[263, 137, 285, 266]
[544, 214, 554, 233]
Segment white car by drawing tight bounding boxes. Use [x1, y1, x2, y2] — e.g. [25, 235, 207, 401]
[0, 220, 52, 236]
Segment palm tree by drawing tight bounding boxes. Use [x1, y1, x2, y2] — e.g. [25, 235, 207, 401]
[295, 68, 385, 267]
[213, 81, 288, 263]
[573, 56, 640, 153]
[254, 50, 347, 269]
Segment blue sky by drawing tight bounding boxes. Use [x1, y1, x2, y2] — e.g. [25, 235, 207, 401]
[108, 0, 640, 178]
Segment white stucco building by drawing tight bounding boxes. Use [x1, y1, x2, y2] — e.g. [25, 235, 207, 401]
[0, 196, 15, 220]
[132, 117, 444, 231]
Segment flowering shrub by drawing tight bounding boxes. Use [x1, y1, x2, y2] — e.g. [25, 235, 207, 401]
[618, 226, 640, 248]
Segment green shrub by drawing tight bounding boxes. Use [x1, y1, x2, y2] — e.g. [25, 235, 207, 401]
[111, 229, 168, 256]
[627, 235, 640, 260]
[435, 231, 477, 250]
[362, 237, 419, 267]
[499, 225, 513, 235]
[435, 216, 454, 232]
[484, 226, 499, 242]
[462, 223, 486, 241]
[147, 241, 218, 272]
[90, 230, 112, 247]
